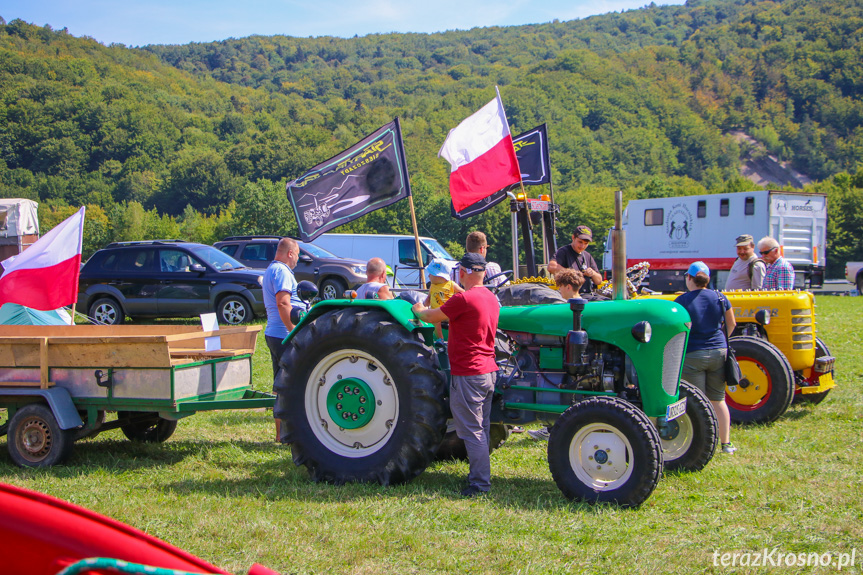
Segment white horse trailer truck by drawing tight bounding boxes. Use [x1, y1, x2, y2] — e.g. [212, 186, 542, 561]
[602, 190, 827, 291]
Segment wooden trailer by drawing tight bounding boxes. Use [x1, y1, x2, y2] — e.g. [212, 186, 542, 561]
[0, 324, 273, 467]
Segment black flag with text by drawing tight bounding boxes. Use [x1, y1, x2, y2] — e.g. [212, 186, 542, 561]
[287, 119, 410, 241]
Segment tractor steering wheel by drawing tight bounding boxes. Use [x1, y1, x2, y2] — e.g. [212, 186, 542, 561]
[484, 270, 514, 293]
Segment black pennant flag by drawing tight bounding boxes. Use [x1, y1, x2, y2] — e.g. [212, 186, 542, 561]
[287, 119, 411, 241]
[451, 123, 551, 220]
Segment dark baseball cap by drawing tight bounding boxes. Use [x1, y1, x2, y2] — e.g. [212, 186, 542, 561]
[735, 234, 754, 246]
[574, 225, 593, 241]
[459, 252, 487, 273]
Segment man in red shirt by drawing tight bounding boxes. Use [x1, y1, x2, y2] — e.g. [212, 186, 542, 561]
[412, 252, 500, 497]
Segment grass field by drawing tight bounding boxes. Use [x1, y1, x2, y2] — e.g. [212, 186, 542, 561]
[2, 297, 861, 574]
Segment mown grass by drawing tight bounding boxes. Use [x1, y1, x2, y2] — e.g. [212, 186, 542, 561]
[2, 297, 862, 574]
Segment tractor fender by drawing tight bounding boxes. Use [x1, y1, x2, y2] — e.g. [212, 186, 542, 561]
[0, 387, 83, 430]
[282, 298, 435, 345]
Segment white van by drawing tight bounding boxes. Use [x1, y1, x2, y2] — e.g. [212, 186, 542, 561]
[314, 234, 456, 287]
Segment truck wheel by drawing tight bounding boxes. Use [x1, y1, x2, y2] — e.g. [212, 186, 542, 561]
[726, 336, 795, 424]
[217, 295, 251, 324]
[7, 404, 75, 467]
[320, 278, 347, 300]
[659, 381, 717, 472]
[794, 338, 833, 405]
[275, 308, 447, 486]
[89, 297, 125, 325]
[547, 397, 662, 508]
[435, 423, 511, 461]
[118, 412, 178, 443]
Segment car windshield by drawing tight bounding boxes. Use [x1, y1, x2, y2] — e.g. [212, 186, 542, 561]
[301, 242, 337, 259]
[187, 244, 246, 271]
[422, 239, 454, 260]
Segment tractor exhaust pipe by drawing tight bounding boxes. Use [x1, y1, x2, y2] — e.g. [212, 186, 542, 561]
[611, 190, 627, 301]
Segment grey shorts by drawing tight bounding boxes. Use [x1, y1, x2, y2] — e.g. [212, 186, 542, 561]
[681, 348, 728, 402]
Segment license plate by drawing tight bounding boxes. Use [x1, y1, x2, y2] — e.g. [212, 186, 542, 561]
[666, 398, 687, 421]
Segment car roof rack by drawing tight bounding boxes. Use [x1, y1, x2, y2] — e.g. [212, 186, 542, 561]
[105, 240, 189, 247]
[220, 235, 284, 241]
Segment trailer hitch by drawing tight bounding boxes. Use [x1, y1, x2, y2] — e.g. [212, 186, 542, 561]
[94, 369, 113, 389]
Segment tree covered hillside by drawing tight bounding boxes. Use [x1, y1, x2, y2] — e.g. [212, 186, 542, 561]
[1, 0, 863, 273]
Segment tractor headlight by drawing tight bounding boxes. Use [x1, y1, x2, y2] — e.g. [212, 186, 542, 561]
[257, 276, 263, 286]
[632, 321, 652, 343]
[755, 309, 771, 326]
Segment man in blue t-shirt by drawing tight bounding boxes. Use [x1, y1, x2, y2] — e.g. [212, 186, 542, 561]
[263, 237, 306, 441]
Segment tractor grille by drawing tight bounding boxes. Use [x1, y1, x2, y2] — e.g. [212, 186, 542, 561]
[791, 307, 815, 350]
[662, 331, 687, 396]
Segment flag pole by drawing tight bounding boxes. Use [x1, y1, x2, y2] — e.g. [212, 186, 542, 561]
[408, 194, 426, 288]
[395, 117, 426, 288]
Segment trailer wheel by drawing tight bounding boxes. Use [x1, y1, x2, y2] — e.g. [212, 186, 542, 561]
[7, 404, 75, 467]
[548, 397, 662, 508]
[726, 336, 795, 424]
[794, 338, 833, 405]
[118, 412, 178, 443]
[435, 423, 511, 461]
[275, 308, 447, 486]
[659, 381, 718, 472]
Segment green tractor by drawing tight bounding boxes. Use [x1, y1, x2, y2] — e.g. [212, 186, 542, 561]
[274, 289, 716, 507]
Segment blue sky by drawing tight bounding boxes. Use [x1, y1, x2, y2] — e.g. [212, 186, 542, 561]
[2, 0, 686, 47]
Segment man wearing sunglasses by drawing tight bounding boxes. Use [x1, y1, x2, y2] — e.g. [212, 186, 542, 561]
[758, 236, 795, 290]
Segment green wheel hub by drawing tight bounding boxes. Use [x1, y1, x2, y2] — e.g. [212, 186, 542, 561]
[327, 377, 376, 429]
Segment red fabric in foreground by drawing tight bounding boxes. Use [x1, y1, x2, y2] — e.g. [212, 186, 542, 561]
[449, 135, 521, 212]
[0, 482, 230, 575]
[0, 254, 81, 310]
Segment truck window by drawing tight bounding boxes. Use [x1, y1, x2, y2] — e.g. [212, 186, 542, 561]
[398, 239, 430, 267]
[697, 201, 706, 218]
[745, 196, 755, 215]
[644, 209, 663, 226]
[720, 199, 730, 217]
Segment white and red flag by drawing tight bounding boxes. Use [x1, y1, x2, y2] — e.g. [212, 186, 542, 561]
[0, 206, 85, 311]
[439, 88, 521, 212]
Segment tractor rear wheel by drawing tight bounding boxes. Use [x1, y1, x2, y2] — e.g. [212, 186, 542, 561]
[726, 336, 795, 424]
[659, 381, 717, 472]
[275, 308, 447, 486]
[547, 397, 662, 508]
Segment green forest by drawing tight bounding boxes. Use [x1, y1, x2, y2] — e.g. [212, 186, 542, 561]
[2, 0, 863, 275]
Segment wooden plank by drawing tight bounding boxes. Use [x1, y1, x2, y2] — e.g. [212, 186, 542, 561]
[0, 381, 54, 387]
[40, 337, 49, 389]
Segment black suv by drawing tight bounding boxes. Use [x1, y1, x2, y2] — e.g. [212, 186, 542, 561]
[77, 240, 266, 325]
[214, 236, 367, 300]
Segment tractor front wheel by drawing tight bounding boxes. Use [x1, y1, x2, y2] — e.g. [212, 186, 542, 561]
[548, 397, 662, 508]
[275, 308, 447, 486]
[726, 336, 794, 424]
[659, 381, 717, 472]
[794, 337, 833, 405]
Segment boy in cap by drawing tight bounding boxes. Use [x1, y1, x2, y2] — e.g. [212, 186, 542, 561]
[412, 252, 501, 497]
[547, 225, 603, 293]
[725, 234, 765, 290]
[423, 258, 464, 339]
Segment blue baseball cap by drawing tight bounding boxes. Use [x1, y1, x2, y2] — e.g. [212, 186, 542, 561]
[687, 261, 710, 276]
[426, 258, 451, 280]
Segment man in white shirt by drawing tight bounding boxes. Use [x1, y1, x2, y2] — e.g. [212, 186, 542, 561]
[725, 234, 765, 291]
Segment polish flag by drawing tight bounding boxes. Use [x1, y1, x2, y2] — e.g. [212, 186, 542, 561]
[0, 207, 85, 311]
[439, 89, 521, 213]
